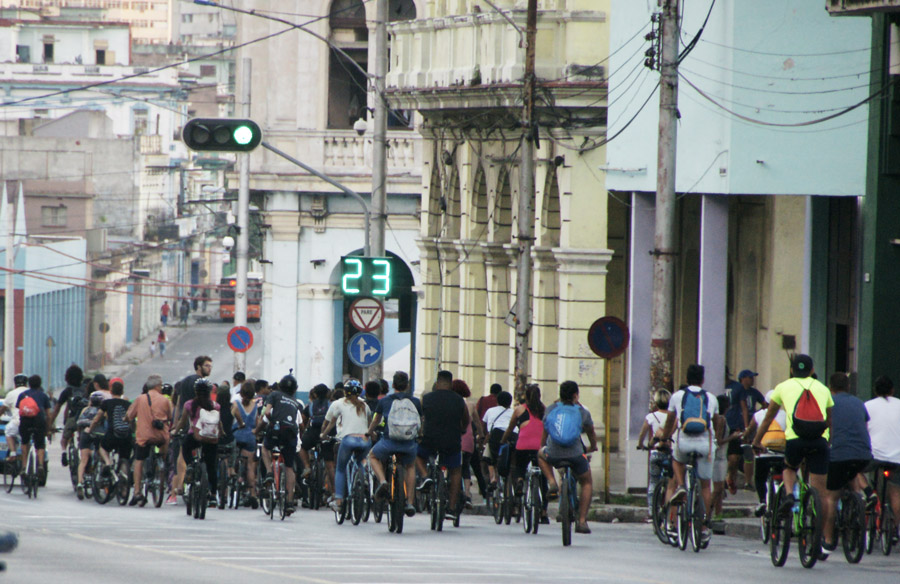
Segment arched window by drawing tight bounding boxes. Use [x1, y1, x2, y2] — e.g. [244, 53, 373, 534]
[328, 0, 369, 129]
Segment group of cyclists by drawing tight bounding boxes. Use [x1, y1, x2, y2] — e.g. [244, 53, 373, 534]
[0, 357, 601, 541]
[639, 354, 900, 565]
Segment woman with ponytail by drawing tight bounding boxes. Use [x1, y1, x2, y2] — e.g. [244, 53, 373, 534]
[320, 379, 372, 514]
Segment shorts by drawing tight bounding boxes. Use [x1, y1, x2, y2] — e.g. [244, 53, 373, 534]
[541, 448, 590, 477]
[235, 438, 256, 453]
[62, 417, 77, 441]
[101, 435, 133, 461]
[4, 418, 19, 440]
[78, 432, 101, 451]
[727, 438, 743, 458]
[783, 437, 829, 476]
[300, 427, 335, 461]
[264, 432, 298, 469]
[417, 444, 462, 470]
[370, 436, 417, 467]
[134, 440, 166, 461]
[674, 432, 713, 481]
[827, 459, 870, 492]
[19, 418, 47, 450]
[866, 460, 900, 487]
[712, 447, 728, 483]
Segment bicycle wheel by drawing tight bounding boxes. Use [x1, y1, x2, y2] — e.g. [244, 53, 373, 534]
[865, 499, 877, 555]
[842, 492, 865, 564]
[676, 497, 689, 551]
[68, 443, 79, 489]
[387, 470, 397, 533]
[523, 477, 534, 534]
[2, 459, 12, 492]
[151, 456, 166, 508]
[313, 459, 325, 510]
[93, 464, 112, 505]
[115, 471, 130, 506]
[531, 477, 542, 535]
[690, 486, 705, 553]
[351, 468, 366, 526]
[560, 474, 572, 546]
[436, 473, 448, 532]
[392, 463, 404, 534]
[491, 483, 503, 524]
[760, 478, 774, 544]
[880, 504, 895, 556]
[503, 478, 512, 525]
[769, 487, 791, 567]
[25, 450, 37, 499]
[798, 486, 823, 569]
[651, 479, 669, 544]
[279, 486, 288, 521]
[217, 458, 228, 510]
[197, 465, 209, 520]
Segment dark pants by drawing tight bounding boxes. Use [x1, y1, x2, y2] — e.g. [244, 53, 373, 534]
[182, 434, 218, 496]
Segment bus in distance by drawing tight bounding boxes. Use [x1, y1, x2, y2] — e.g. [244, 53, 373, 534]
[219, 272, 262, 322]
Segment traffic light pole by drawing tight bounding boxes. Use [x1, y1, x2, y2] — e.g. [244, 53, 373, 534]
[234, 58, 251, 374]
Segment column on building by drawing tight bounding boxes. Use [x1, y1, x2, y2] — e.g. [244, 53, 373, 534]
[698, 195, 729, 395]
[436, 240, 460, 372]
[262, 192, 301, 383]
[531, 162, 562, 391]
[298, 283, 337, 387]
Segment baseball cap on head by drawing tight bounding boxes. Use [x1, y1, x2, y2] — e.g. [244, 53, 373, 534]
[738, 369, 757, 380]
[791, 354, 814, 378]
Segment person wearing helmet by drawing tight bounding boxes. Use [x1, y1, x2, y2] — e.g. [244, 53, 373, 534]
[74, 391, 106, 500]
[0, 374, 30, 463]
[256, 374, 302, 515]
[320, 378, 372, 514]
[48, 364, 86, 467]
[172, 378, 223, 506]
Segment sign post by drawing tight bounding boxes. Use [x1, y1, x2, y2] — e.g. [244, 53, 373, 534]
[588, 316, 630, 504]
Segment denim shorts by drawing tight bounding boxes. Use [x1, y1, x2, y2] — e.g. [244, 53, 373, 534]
[371, 436, 417, 467]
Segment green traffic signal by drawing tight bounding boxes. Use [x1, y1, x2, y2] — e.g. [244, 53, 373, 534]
[182, 118, 262, 152]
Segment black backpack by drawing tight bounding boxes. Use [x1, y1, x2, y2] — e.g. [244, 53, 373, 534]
[271, 392, 300, 430]
[66, 384, 89, 421]
[309, 399, 329, 428]
[110, 401, 132, 439]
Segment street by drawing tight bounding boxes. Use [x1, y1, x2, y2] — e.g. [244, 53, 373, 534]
[0, 441, 897, 584]
[118, 321, 266, 400]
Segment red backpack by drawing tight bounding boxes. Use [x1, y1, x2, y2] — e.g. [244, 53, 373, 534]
[18, 395, 40, 418]
[791, 382, 826, 440]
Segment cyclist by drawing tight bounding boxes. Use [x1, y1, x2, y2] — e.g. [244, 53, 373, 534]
[172, 356, 213, 499]
[0, 375, 30, 464]
[483, 390, 515, 489]
[637, 389, 671, 516]
[864, 375, 900, 542]
[742, 390, 786, 517]
[231, 383, 259, 508]
[367, 371, 421, 517]
[820, 371, 872, 556]
[538, 380, 598, 534]
[88, 379, 133, 479]
[502, 383, 547, 523]
[299, 384, 333, 484]
[452, 379, 483, 506]
[173, 378, 222, 506]
[320, 378, 371, 513]
[126, 375, 172, 507]
[658, 364, 721, 544]
[16, 375, 53, 484]
[48, 364, 87, 467]
[257, 374, 302, 515]
[752, 354, 832, 526]
[74, 392, 104, 499]
[417, 370, 470, 522]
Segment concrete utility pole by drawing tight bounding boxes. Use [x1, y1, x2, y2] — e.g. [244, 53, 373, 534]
[234, 58, 251, 373]
[3, 183, 13, 389]
[514, 0, 538, 396]
[367, 0, 389, 383]
[650, 0, 680, 395]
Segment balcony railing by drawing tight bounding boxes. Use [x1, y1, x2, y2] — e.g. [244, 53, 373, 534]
[826, 0, 900, 13]
[1, 63, 178, 87]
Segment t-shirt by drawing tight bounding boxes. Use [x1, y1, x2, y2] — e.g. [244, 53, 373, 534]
[753, 407, 787, 434]
[483, 405, 516, 434]
[127, 390, 172, 447]
[267, 391, 301, 429]
[183, 399, 220, 438]
[476, 394, 498, 421]
[324, 398, 370, 439]
[644, 411, 667, 437]
[374, 392, 422, 427]
[865, 396, 900, 464]
[16, 389, 52, 421]
[302, 399, 331, 429]
[422, 389, 468, 451]
[668, 386, 718, 433]
[830, 393, 871, 462]
[724, 380, 744, 430]
[177, 374, 202, 417]
[229, 382, 243, 402]
[770, 377, 834, 441]
[3, 387, 26, 423]
[544, 401, 593, 459]
[100, 398, 132, 438]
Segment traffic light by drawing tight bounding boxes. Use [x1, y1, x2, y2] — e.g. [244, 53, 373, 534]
[182, 118, 262, 152]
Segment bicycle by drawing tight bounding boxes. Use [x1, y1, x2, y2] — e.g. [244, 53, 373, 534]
[522, 459, 545, 534]
[265, 446, 290, 520]
[140, 444, 168, 508]
[304, 438, 332, 511]
[91, 446, 116, 505]
[226, 449, 248, 509]
[756, 450, 785, 544]
[556, 460, 579, 546]
[184, 445, 209, 520]
[769, 470, 823, 568]
[385, 453, 407, 534]
[20, 433, 41, 500]
[670, 451, 710, 553]
[334, 441, 370, 526]
[490, 472, 513, 526]
[215, 443, 233, 510]
[866, 462, 898, 556]
[65, 436, 80, 491]
[833, 483, 866, 563]
[649, 448, 677, 546]
[428, 453, 463, 531]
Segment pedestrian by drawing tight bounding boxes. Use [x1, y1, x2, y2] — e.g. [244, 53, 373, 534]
[180, 298, 190, 326]
[157, 329, 167, 358]
[200, 289, 209, 312]
[149, 339, 157, 359]
[160, 301, 170, 326]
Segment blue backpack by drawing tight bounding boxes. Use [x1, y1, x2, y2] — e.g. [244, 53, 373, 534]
[545, 403, 583, 446]
[680, 389, 711, 435]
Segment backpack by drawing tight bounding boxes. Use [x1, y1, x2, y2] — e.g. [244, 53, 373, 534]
[66, 385, 89, 421]
[19, 395, 40, 419]
[761, 419, 786, 451]
[110, 402, 131, 439]
[195, 408, 220, 441]
[77, 405, 99, 430]
[680, 389, 711, 435]
[544, 403, 583, 447]
[387, 396, 420, 441]
[309, 399, 329, 428]
[791, 383, 827, 440]
[271, 393, 300, 430]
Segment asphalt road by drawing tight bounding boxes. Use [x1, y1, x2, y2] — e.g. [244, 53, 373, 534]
[119, 321, 266, 400]
[0, 440, 897, 584]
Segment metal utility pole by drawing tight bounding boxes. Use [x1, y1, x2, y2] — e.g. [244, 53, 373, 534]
[234, 58, 251, 373]
[650, 0, 680, 395]
[514, 0, 538, 396]
[3, 183, 13, 389]
[367, 0, 389, 383]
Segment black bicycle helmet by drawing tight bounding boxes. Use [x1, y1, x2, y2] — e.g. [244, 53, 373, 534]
[279, 374, 298, 394]
[194, 377, 214, 396]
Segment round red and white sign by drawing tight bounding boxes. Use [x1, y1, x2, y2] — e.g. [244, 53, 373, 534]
[348, 297, 385, 333]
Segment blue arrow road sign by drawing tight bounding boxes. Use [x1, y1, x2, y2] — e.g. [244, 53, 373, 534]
[348, 332, 382, 368]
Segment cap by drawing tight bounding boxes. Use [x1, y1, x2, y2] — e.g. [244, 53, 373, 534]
[738, 369, 757, 380]
[791, 354, 814, 378]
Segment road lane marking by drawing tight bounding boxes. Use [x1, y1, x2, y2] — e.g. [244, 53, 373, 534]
[68, 533, 338, 584]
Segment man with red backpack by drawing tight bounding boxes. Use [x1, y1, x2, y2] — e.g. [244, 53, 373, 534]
[16, 375, 53, 483]
[752, 354, 833, 532]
